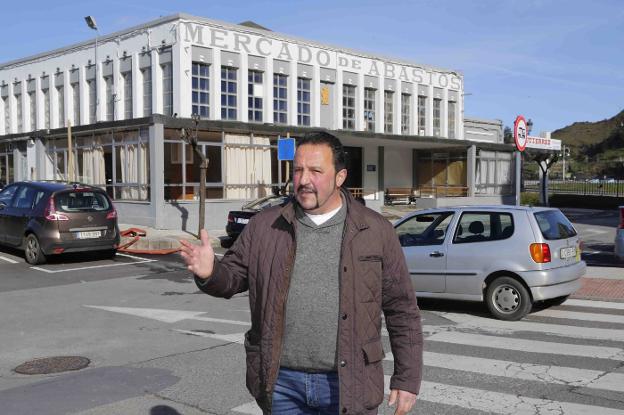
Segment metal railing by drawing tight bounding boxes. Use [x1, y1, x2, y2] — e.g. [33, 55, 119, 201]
[524, 179, 624, 197]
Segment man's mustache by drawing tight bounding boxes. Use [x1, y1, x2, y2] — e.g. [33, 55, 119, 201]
[296, 185, 316, 194]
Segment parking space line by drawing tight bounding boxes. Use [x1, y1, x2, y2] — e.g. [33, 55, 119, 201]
[30, 255, 157, 274]
[0, 256, 19, 264]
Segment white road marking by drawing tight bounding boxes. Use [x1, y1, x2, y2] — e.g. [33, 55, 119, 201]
[0, 255, 18, 264]
[427, 331, 624, 361]
[566, 299, 624, 310]
[232, 378, 624, 415]
[174, 329, 245, 344]
[530, 309, 624, 324]
[30, 254, 156, 273]
[385, 352, 624, 393]
[84, 305, 250, 326]
[437, 312, 624, 342]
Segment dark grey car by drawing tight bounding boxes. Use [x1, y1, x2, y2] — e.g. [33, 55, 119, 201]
[0, 181, 120, 264]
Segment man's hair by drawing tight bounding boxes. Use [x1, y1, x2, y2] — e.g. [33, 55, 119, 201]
[296, 131, 346, 172]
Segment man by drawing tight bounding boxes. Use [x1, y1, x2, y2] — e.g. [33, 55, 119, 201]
[180, 132, 423, 414]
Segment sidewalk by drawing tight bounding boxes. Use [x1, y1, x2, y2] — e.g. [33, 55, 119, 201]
[117, 221, 623, 302]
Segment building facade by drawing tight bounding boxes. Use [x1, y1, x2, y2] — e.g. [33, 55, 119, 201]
[0, 13, 516, 230]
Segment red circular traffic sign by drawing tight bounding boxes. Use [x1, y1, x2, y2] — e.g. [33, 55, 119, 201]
[514, 115, 528, 151]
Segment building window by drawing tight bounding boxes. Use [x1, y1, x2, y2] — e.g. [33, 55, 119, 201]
[401, 93, 410, 134]
[29, 91, 36, 131]
[221, 66, 237, 120]
[297, 77, 311, 126]
[192, 62, 210, 118]
[123, 72, 132, 120]
[342, 85, 356, 130]
[142, 68, 152, 116]
[88, 79, 96, 123]
[418, 95, 426, 135]
[72, 82, 80, 126]
[384, 91, 393, 134]
[104, 75, 114, 121]
[476, 150, 513, 195]
[161, 62, 173, 116]
[448, 100, 456, 139]
[3, 97, 10, 133]
[273, 73, 287, 124]
[15, 89, 22, 133]
[43, 88, 50, 129]
[248, 70, 263, 123]
[57, 85, 64, 128]
[364, 88, 376, 132]
[433, 98, 441, 136]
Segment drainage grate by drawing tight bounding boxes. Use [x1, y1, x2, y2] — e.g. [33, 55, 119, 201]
[14, 356, 90, 375]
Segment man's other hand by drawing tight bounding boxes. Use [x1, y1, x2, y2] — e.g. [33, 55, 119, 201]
[388, 389, 417, 415]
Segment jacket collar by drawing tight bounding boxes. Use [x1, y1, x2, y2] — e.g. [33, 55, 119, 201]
[280, 188, 370, 231]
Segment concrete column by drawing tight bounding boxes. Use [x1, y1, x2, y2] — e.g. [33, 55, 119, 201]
[0, 93, 5, 135]
[36, 77, 44, 130]
[427, 83, 434, 136]
[172, 38, 187, 118]
[79, 66, 88, 126]
[96, 61, 104, 122]
[240, 53, 249, 123]
[356, 72, 364, 131]
[20, 81, 28, 133]
[263, 56, 273, 123]
[458, 91, 465, 140]
[150, 122, 165, 228]
[288, 60, 297, 126]
[113, 57, 121, 121]
[151, 50, 160, 115]
[63, 71, 71, 127]
[132, 53, 141, 118]
[7, 82, 14, 134]
[35, 138, 47, 180]
[210, 49, 221, 120]
[311, 63, 321, 127]
[394, 87, 401, 135]
[335, 70, 343, 131]
[376, 77, 384, 134]
[442, 88, 448, 138]
[467, 145, 476, 197]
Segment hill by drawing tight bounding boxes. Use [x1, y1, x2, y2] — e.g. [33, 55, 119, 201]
[551, 110, 624, 148]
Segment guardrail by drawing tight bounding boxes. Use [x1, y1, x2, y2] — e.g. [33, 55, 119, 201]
[524, 179, 624, 197]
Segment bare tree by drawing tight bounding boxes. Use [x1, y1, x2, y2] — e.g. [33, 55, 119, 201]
[179, 114, 209, 238]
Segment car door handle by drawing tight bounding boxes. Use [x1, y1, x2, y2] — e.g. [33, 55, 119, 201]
[429, 251, 445, 257]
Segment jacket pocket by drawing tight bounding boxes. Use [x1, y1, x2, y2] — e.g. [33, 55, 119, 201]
[358, 255, 383, 303]
[362, 338, 385, 409]
[244, 331, 262, 399]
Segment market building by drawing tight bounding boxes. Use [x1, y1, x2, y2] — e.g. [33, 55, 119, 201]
[0, 13, 516, 230]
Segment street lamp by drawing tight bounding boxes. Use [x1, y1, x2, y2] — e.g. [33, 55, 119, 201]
[84, 16, 99, 122]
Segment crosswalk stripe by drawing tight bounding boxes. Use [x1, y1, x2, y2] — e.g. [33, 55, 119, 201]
[438, 312, 624, 342]
[530, 309, 624, 324]
[415, 379, 624, 415]
[387, 352, 624, 393]
[231, 376, 624, 415]
[565, 299, 624, 310]
[427, 331, 624, 361]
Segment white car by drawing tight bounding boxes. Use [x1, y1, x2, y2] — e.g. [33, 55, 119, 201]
[395, 205, 586, 321]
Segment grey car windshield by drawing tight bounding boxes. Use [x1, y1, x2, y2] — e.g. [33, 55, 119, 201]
[534, 210, 577, 240]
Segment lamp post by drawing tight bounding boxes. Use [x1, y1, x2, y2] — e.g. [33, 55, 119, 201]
[84, 16, 99, 122]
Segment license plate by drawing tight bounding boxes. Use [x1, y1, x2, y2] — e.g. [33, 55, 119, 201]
[76, 231, 102, 239]
[236, 218, 249, 224]
[560, 247, 576, 259]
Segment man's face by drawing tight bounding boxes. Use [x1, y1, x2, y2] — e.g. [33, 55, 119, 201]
[293, 143, 347, 214]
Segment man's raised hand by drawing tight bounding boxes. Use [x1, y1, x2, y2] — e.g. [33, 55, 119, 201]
[179, 229, 215, 279]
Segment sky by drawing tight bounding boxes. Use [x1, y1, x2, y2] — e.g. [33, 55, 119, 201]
[1, 0, 622, 134]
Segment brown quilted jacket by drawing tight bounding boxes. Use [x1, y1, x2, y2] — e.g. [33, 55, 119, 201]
[196, 189, 423, 414]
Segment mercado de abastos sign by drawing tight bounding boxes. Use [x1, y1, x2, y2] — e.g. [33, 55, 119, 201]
[182, 22, 462, 91]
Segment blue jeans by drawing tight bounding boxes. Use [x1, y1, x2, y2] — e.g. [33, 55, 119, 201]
[271, 367, 339, 415]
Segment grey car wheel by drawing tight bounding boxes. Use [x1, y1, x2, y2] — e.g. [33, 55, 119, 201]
[486, 276, 532, 321]
[24, 234, 46, 265]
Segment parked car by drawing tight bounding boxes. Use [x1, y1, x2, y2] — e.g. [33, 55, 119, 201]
[615, 205, 624, 261]
[394, 205, 586, 321]
[0, 181, 120, 264]
[226, 194, 292, 239]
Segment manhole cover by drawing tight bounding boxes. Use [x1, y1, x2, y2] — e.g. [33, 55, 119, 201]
[14, 356, 90, 375]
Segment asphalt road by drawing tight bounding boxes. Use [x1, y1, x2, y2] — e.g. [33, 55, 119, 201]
[0, 209, 622, 414]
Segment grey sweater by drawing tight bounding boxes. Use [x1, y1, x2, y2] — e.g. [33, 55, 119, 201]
[279, 201, 347, 371]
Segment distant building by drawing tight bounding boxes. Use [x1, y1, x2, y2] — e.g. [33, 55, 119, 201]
[0, 13, 515, 230]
